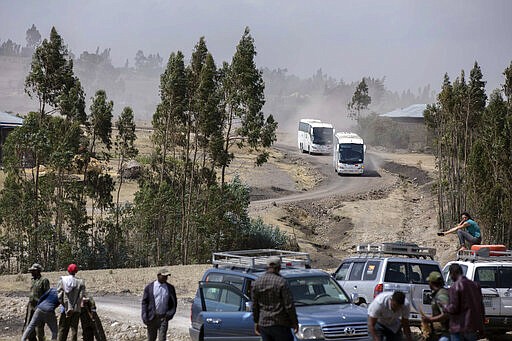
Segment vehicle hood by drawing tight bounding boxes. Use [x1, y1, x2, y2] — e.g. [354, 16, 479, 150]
[296, 304, 367, 325]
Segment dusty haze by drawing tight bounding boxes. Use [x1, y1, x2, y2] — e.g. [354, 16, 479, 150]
[1, 0, 511, 93]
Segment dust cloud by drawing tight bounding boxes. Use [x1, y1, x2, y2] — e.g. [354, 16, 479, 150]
[276, 93, 357, 148]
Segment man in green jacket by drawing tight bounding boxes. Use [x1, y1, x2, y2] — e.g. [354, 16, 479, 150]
[24, 263, 50, 341]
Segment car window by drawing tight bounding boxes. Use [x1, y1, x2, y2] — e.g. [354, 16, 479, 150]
[444, 263, 468, 286]
[384, 262, 407, 283]
[335, 262, 351, 281]
[475, 267, 498, 288]
[499, 267, 512, 288]
[363, 261, 380, 281]
[205, 273, 244, 291]
[348, 262, 365, 280]
[408, 263, 440, 284]
[245, 279, 253, 299]
[202, 285, 244, 312]
[288, 276, 350, 306]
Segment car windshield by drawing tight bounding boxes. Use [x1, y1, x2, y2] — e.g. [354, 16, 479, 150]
[339, 144, 364, 163]
[287, 276, 350, 306]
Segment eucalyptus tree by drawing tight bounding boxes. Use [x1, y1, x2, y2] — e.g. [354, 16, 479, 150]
[347, 78, 372, 121]
[111, 106, 138, 266]
[147, 51, 187, 263]
[424, 74, 454, 228]
[1, 27, 87, 268]
[220, 27, 277, 186]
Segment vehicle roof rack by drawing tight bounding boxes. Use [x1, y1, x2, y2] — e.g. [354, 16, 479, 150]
[355, 242, 436, 259]
[212, 249, 311, 271]
[457, 249, 512, 262]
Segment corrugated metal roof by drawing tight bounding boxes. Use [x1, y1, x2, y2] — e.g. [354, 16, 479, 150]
[0, 111, 24, 126]
[380, 104, 428, 118]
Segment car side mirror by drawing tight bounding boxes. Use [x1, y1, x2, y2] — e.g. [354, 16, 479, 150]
[244, 301, 252, 312]
[353, 297, 365, 306]
[351, 293, 364, 306]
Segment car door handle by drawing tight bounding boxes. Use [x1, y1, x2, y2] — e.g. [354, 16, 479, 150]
[206, 318, 222, 324]
[353, 285, 357, 289]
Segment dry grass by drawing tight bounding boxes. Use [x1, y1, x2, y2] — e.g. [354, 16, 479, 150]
[0, 264, 211, 298]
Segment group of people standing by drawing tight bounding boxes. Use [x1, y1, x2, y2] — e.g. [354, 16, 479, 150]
[22, 263, 103, 341]
[23, 264, 178, 341]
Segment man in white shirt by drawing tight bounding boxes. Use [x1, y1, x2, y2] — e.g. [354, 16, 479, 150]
[368, 291, 412, 341]
[141, 269, 177, 341]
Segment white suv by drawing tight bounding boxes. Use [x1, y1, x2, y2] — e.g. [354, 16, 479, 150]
[333, 242, 442, 327]
[442, 249, 512, 336]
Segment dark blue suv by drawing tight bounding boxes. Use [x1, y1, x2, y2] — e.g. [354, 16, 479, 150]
[189, 250, 369, 341]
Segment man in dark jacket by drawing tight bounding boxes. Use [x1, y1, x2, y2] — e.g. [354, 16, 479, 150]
[252, 256, 298, 341]
[141, 268, 177, 341]
[24, 263, 50, 341]
[443, 263, 485, 341]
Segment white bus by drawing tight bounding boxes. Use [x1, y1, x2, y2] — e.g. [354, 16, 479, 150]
[333, 132, 365, 175]
[297, 119, 334, 154]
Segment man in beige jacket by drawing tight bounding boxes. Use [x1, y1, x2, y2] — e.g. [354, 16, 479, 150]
[57, 263, 86, 341]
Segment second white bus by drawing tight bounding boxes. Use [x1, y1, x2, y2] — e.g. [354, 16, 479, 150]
[298, 119, 334, 155]
[333, 132, 365, 175]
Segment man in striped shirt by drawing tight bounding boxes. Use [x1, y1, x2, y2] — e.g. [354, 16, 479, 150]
[252, 256, 298, 341]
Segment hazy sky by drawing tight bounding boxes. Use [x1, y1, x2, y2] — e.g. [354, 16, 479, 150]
[1, 0, 511, 93]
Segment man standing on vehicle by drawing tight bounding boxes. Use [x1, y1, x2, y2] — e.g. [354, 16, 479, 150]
[141, 268, 177, 341]
[24, 263, 50, 341]
[422, 271, 450, 341]
[368, 290, 413, 341]
[252, 256, 299, 341]
[443, 263, 485, 341]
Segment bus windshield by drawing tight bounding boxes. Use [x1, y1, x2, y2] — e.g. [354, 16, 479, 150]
[312, 127, 333, 144]
[339, 144, 364, 163]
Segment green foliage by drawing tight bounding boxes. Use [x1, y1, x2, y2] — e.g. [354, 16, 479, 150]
[238, 217, 290, 250]
[348, 78, 372, 121]
[427, 61, 512, 245]
[0, 27, 288, 272]
[88, 89, 114, 153]
[25, 27, 75, 114]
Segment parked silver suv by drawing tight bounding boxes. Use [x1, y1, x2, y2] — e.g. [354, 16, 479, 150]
[333, 242, 442, 326]
[442, 248, 512, 336]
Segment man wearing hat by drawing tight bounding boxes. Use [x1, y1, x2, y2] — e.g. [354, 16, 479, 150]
[24, 263, 50, 341]
[252, 256, 298, 341]
[422, 271, 450, 341]
[141, 268, 177, 341]
[57, 263, 86, 341]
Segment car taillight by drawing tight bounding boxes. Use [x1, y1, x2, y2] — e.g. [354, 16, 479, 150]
[374, 284, 383, 298]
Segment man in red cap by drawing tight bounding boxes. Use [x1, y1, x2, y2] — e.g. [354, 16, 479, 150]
[57, 263, 86, 341]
